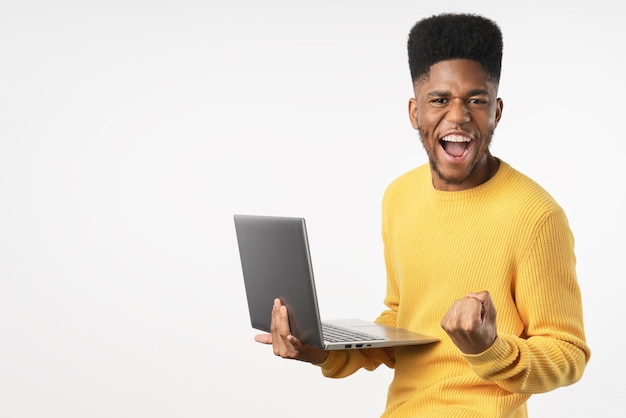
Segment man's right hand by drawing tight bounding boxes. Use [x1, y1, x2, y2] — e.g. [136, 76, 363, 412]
[255, 298, 330, 365]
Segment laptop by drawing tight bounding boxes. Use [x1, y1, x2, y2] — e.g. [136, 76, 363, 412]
[234, 214, 439, 350]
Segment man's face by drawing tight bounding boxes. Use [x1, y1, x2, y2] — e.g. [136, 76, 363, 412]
[409, 59, 503, 191]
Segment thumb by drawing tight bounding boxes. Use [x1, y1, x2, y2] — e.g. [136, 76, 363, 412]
[254, 333, 273, 345]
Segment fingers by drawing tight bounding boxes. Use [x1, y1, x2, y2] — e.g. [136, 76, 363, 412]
[441, 295, 483, 329]
[269, 298, 283, 334]
[466, 290, 489, 304]
[267, 298, 299, 358]
[255, 298, 290, 349]
[467, 291, 496, 323]
[276, 302, 292, 344]
[256, 298, 329, 364]
[463, 291, 493, 322]
[441, 291, 497, 354]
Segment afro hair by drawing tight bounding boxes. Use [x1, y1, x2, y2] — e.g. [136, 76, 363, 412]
[408, 13, 503, 84]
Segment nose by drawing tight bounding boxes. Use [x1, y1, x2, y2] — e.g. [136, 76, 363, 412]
[445, 98, 470, 124]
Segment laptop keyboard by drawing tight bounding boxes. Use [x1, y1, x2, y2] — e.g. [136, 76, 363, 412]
[322, 322, 385, 343]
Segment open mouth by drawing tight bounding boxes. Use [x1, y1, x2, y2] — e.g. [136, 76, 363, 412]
[440, 134, 471, 158]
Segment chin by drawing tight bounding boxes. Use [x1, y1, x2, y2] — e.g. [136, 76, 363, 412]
[435, 166, 471, 185]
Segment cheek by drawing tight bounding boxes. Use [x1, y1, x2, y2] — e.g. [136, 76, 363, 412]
[416, 112, 439, 138]
[417, 127, 438, 149]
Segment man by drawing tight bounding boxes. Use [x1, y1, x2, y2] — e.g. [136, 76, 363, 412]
[255, 13, 591, 417]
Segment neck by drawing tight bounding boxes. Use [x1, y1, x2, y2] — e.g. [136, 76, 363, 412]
[432, 154, 500, 192]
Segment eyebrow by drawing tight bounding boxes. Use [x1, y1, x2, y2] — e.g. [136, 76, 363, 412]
[426, 89, 491, 98]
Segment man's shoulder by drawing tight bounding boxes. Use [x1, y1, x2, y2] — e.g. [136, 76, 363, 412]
[498, 161, 560, 208]
[383, 163, 430, 196]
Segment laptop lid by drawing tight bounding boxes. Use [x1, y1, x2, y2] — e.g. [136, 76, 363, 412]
[234, 214, 325, 347]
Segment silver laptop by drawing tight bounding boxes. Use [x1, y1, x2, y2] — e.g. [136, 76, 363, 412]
[234, 214, 439, 350]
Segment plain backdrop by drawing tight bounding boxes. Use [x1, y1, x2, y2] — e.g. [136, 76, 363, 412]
[0, 1, 623, 417]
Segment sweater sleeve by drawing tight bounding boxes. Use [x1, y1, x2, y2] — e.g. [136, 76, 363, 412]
[319, 346, 395, 378]
[465, 206, 591, 393]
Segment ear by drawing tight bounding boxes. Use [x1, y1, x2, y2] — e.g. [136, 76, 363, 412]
[408, 98, 419, 130]
[495, 98, 503, 125]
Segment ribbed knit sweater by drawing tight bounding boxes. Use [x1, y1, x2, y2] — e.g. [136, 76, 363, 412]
[319, 160, 591, 417]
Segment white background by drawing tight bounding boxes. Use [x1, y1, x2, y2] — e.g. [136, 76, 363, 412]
[0, 1, 622, 417]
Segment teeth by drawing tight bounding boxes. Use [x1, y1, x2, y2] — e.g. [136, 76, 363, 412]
[442, 135, 470, 143]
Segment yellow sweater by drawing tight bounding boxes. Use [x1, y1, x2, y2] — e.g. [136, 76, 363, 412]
[319, 160, 591, 417]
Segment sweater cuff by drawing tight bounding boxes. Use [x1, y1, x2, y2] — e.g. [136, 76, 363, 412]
[318, 350, 348, 376]
[463, 336, 518, 378]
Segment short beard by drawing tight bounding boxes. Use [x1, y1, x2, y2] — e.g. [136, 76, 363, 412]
[417, 127, 495, 186]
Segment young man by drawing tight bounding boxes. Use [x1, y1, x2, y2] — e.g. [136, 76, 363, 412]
[255, 13, 591, 417]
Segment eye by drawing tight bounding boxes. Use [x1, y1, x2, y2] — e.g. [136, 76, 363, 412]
[430, 98, 448, 106]
[468, 98, 488, 105]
